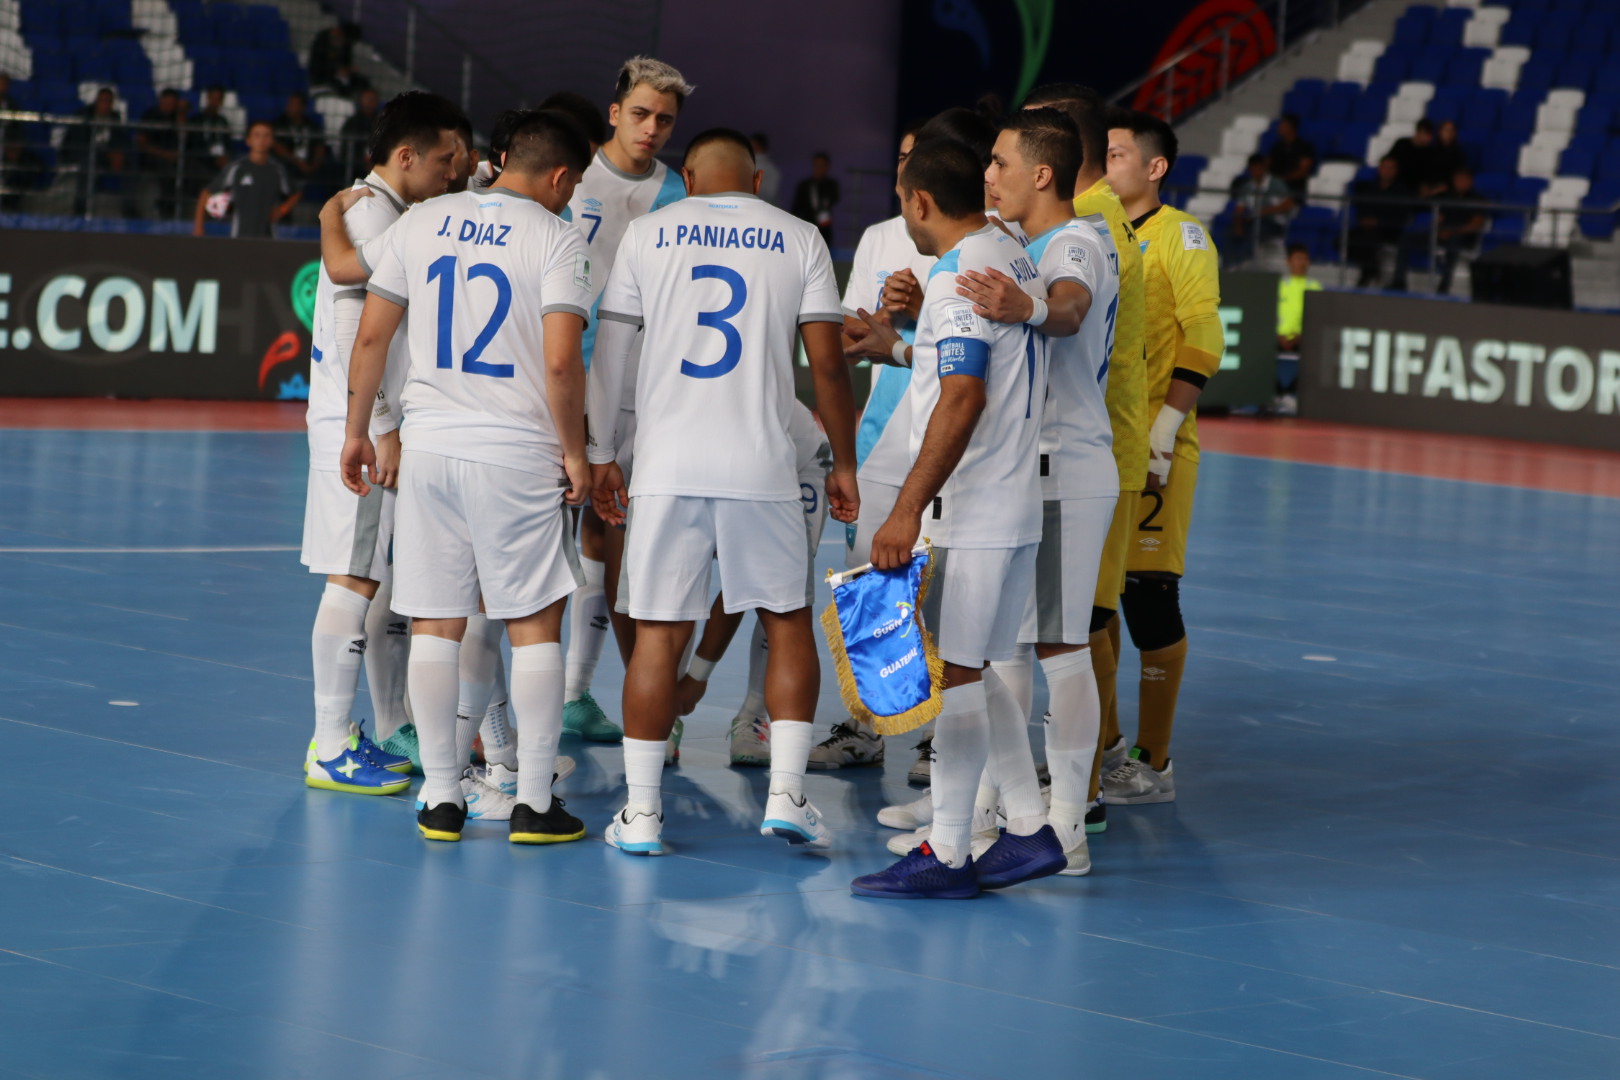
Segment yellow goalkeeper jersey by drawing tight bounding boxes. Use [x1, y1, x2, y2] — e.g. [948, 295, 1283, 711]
[1134, 204, 1223, 463]
[1073, 177, 1147, 491]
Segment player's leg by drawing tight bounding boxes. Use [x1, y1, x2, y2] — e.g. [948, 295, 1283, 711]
[714, 497, 829, 848]
[673, 592, 767, 765]
[503, 600, 583, 843]
[457, 611, 503, 767]
[364, 575, 417, 768]
[1087, 491, 1136, 827]
[1110, 458, 1197, 804]
[299, 465, 407, 795]
[729, 617, 772, 765]
[561, 506, 621, 741]
[607, 495, 712, 855]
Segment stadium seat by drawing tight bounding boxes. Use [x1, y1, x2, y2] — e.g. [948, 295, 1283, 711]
[1578, 178, 1620, 238]
[1560, 147, 1597, 178]
[1392, 6, 1439, 46]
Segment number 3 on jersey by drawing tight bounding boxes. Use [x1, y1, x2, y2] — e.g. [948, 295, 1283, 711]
[426, 254, 514, 378]
[680, 264, 747, 379]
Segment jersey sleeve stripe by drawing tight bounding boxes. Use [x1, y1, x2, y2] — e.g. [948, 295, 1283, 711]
[334, 287, 366, 301]
[355, 246, 374, 278]
[798, 311, 844, 325]
[366, 282, 407, 307]
[598, 309, 643, 327]
[541, 303, 590, 322]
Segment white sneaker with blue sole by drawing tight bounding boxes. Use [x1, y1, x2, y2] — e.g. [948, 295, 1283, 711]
[605, 806, 666, 855]
[760, 790, 831, 849]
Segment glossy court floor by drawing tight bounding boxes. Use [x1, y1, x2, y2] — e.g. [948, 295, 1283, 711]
[1, 403, 1618, 1080]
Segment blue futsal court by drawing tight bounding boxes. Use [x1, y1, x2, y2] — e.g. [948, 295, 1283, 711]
[2, 422, 1618, 1079]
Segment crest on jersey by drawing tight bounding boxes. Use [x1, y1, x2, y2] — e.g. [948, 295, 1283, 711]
[574, 253, 592, 289]
[948, 303, 981, 337]
[821, 544, 944, 735]
[1064, 244, 1087, 267]
[1181, 222, 1209, 250]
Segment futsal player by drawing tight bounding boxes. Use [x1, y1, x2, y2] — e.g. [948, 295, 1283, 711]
[1021, 84, 1150, 833]
[300, 91, 465, 796]
[1103, 109, 1222, 805]
[562, 57, 694, 744]
[341, 111, 598, 845]
[806, 125, 935, 774]
[585, 128, 857, 856]
[959, 109, 1121, 875]
[844, 136, 1062, 899]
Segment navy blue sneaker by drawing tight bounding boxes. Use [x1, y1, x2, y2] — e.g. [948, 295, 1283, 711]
[974, 824, 1067, 889]
[351, 726, 412, 774]
[850, 842, 980, 899]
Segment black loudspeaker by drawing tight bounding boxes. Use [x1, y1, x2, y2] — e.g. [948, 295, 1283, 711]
[1470, 244, 1573, 309]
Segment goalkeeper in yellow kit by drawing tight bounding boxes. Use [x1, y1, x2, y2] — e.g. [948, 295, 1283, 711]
[1100, 108, 1223, 805]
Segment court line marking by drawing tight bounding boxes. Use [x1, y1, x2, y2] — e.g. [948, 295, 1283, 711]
[0, 546, 299, 554]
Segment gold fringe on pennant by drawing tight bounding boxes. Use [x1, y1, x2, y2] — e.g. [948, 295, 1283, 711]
[819, 543, 945, 736]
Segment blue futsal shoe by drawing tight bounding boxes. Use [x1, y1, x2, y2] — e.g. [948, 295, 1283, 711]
[850, 842, 979, 899]
[305, 741, 411, 795]
[377, 723, 422, 774]
[974, 824, 1067, 890]
[351, 725, 413, 774]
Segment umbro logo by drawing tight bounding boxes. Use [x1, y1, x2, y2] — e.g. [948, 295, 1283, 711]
[1139, 538, 1161, 547]
[387, 620, 408, 636]
[590, 616, 610, 631]
[1143, 666, 1167, 681]
[348, 638, 368, 655]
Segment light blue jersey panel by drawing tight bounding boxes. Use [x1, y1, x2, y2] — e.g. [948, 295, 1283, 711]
[653, 169, 687, 211]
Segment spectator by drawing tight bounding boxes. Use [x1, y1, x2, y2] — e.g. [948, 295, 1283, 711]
[791, 150, 838, 246]
[271, 91, 327, 178]
[751, 132, 782, 205]
[307, 24, 352, 89]
[61, 86, 130, 216]
[1434, 167, 1488, 295]
[326, 62, 371, 100]
[1277, 242, 1322, 351]
[1390, 118, 1448, 198]
[1347, 154, 1414, 288]
[1267, 112, 1316, 200]
[137, 88, 185, 218]
[1431, 120, 1468, 191]
[193, 119, 298, 238]
[1227, 152, 1295, 262]
[339, 87, 380, 181]
[187, 85, 234, 199]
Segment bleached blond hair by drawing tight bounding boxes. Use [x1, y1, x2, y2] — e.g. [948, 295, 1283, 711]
[613, 56, 694, 108]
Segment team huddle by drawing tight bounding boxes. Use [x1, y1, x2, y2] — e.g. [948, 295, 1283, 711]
[295, 56, 1221, 899]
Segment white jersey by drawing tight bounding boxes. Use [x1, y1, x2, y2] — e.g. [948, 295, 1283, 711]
[844, 215, 934, 484]
[364, 187, 594, 477]
[590, 192, 843, 502]
[566, 149, 688, 366]
[306, 173, 411, 472]
[789, 399, 832, 482]
[1027, 214, 1120, 499]
[909, 223, 1046, 549]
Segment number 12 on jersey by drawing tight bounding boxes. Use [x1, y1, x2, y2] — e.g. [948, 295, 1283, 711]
[426, 254, 514, 378]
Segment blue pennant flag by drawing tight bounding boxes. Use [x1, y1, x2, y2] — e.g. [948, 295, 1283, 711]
[820, 544, 943, 736]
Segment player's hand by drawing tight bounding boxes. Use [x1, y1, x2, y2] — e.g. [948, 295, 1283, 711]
[956, 268, 1034, 325]
[870, 508, 920, 571]
[843, 308, 904, 364]
[881, 268, 923, 321]
[321, 186, 372, 221]
[373, 429, 401, 489]
[675, 673, 708, 716]
[1146, 404, 1186, 490]
[562, 453, 593, 508]
[826, 467, 859, 524]
[1146, 450, 1171, 489]
[341, 435, 377, 496]
[590, 462, 628, 526]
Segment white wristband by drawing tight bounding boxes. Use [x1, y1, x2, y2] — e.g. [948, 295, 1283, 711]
[890, 339, 910, 366]
[686, 656, 715, 682]
[1026, 297, 1049, 328]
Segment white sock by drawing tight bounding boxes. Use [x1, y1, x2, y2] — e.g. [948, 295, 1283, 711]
[742, 619, 768, 716]
[768, 720, 812, 797]
[363, 579, 410, 741]
[311, 582, 371, 761]
[457, 613, 503, 762]
[408, 633, 463, 807]
[510, 643, 564, 812]
[983, 666, 1046, 834]
[1041, 649, 1099, 828]
[974, 774, 1000, 823]
[622, 736, 665, 815]
[929, 682, 990, 867]
[480, 647, 516, 768]
[990, 642, 1035, 722]
[564, 557, 608, 700]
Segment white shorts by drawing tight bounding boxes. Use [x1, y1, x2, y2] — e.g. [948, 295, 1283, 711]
[1018, 496, 1115, 646]
[300, 468, 393, 581]
[921, 544, 1037, 667]
[799, 468, 829, 606]
[392, 450, 582, 620]
[621, 495, 809, 621]
[845, 477, 901, 570]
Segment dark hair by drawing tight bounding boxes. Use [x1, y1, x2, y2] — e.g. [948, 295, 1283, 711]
[205, 84, 225, 97]
[159, 87, 180, 99]
[916, 104, 998, 167]
[368, 91, 465, 168]
[1111, 108, 1179, 174]
[1001, 107, 1082, 200]
[503, 109, 592, 176]
[490, 108, 531, 162]
[1280, 112, 1301, 128]
[247, 118, 275, 135]
[1248, 152, 1267, 166]
[812, 150, 830, 162]
[1381, 153, 1399, 166]
[453, 114, 474, 152]
[1286, 242, 1308, 256]
[899, 136, 985, 218]
[287, 90, 306, 104]
[540, 91, 608, 148]
[750, 131, 769, 150]
[1021, 82, 1107, 175]
[1415, 117, 1435, 134]
[684, 126, 756, 166]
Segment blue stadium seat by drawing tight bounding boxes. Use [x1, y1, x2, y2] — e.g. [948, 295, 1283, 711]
[1427, 86, 1469, 122]
[1352, 93, 1389, 125]
[1430, 7, 1471, 46]
[1445, 48, 1490, 86]
[1515, 59, 1557, 94]
[1560, 147, 1597, 178]
[1481, 135, 1523, 175]
[1498, 15, 1537, 49]
[1333, 124, 1375, 161]
[1315, 86, 1357, 123]
[1392, 5, 1439, 45]
[1409, 50, 1454, 84]
[1592, 67, 1620, 96]
[1553, 60, 1597, 92]
[1285, 206, 1342, 264]
[1574, 102, 1613, 134]
[1579, 178, 1620, 238]
[1372, 50, 1414, 84]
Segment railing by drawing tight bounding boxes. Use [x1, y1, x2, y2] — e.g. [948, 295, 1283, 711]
[1, 109, 377, 225]
[1109, 0, 1374, 122]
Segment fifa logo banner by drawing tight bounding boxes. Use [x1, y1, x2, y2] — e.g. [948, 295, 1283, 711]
[820, 544, 944, 736]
